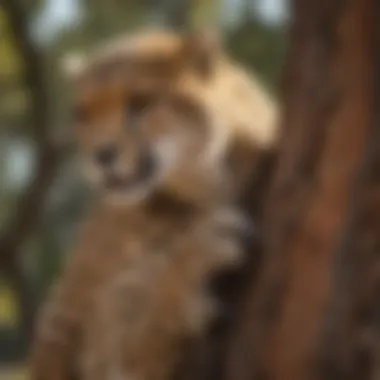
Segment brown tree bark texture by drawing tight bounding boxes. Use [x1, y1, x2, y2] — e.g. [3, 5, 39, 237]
[225, 0, 380, 379]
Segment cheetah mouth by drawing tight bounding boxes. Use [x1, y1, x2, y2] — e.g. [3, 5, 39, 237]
[102, 170, 160, 206]
[104, 153, 158, 193]
[105, 174, 138, 190]
[105, 172, 154, 193]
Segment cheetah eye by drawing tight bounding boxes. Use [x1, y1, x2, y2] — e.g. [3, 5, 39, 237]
[127, 94, 155, 121]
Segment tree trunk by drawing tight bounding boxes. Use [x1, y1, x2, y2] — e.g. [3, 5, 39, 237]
[225, 0, 380, 379]
[1, 0, 59, 346]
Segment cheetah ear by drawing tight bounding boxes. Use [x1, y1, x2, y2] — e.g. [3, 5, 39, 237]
[61, 52, 87, 81]
[180, 30, 221, 78]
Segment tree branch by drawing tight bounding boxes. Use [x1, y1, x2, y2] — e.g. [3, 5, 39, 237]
[0, 0, 59, 263]
[0, 0, 60, 345]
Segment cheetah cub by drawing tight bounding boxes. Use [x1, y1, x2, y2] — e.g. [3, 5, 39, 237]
[30, 30, 277, 380]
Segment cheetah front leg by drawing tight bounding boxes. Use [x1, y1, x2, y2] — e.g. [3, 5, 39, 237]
[87, 207, 253, 380]
[29, 281, 82, 380]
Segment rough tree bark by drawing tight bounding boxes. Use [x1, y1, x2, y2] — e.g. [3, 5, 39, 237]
[0, 0, 59, 345]
[223, 0, 380, 379]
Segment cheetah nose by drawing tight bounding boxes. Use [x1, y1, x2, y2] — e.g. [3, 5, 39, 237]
[95, 145, 117, 167]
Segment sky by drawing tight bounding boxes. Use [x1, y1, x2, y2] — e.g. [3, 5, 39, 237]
[256, 0, 287, 23]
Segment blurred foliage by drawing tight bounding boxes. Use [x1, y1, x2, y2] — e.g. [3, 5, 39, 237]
[0, 0, 286, 366]
[52, 0, 151, 53]
[0, 365, 26, 380]
[228, 16, 287, 92]
[0, 0, 46, 128]
[0, 10, 26, 127]
[0, 11, 21, 78]
[0, 283, 18, 328]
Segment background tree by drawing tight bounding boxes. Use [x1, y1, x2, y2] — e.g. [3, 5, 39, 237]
[223, 0, 380, 379]
[0, 0, 57, 361]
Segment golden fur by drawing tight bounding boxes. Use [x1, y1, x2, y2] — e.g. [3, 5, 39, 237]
[30, 196, 245, 380]
[30, 30, 278, 380]
[67, 29, 278, 199]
